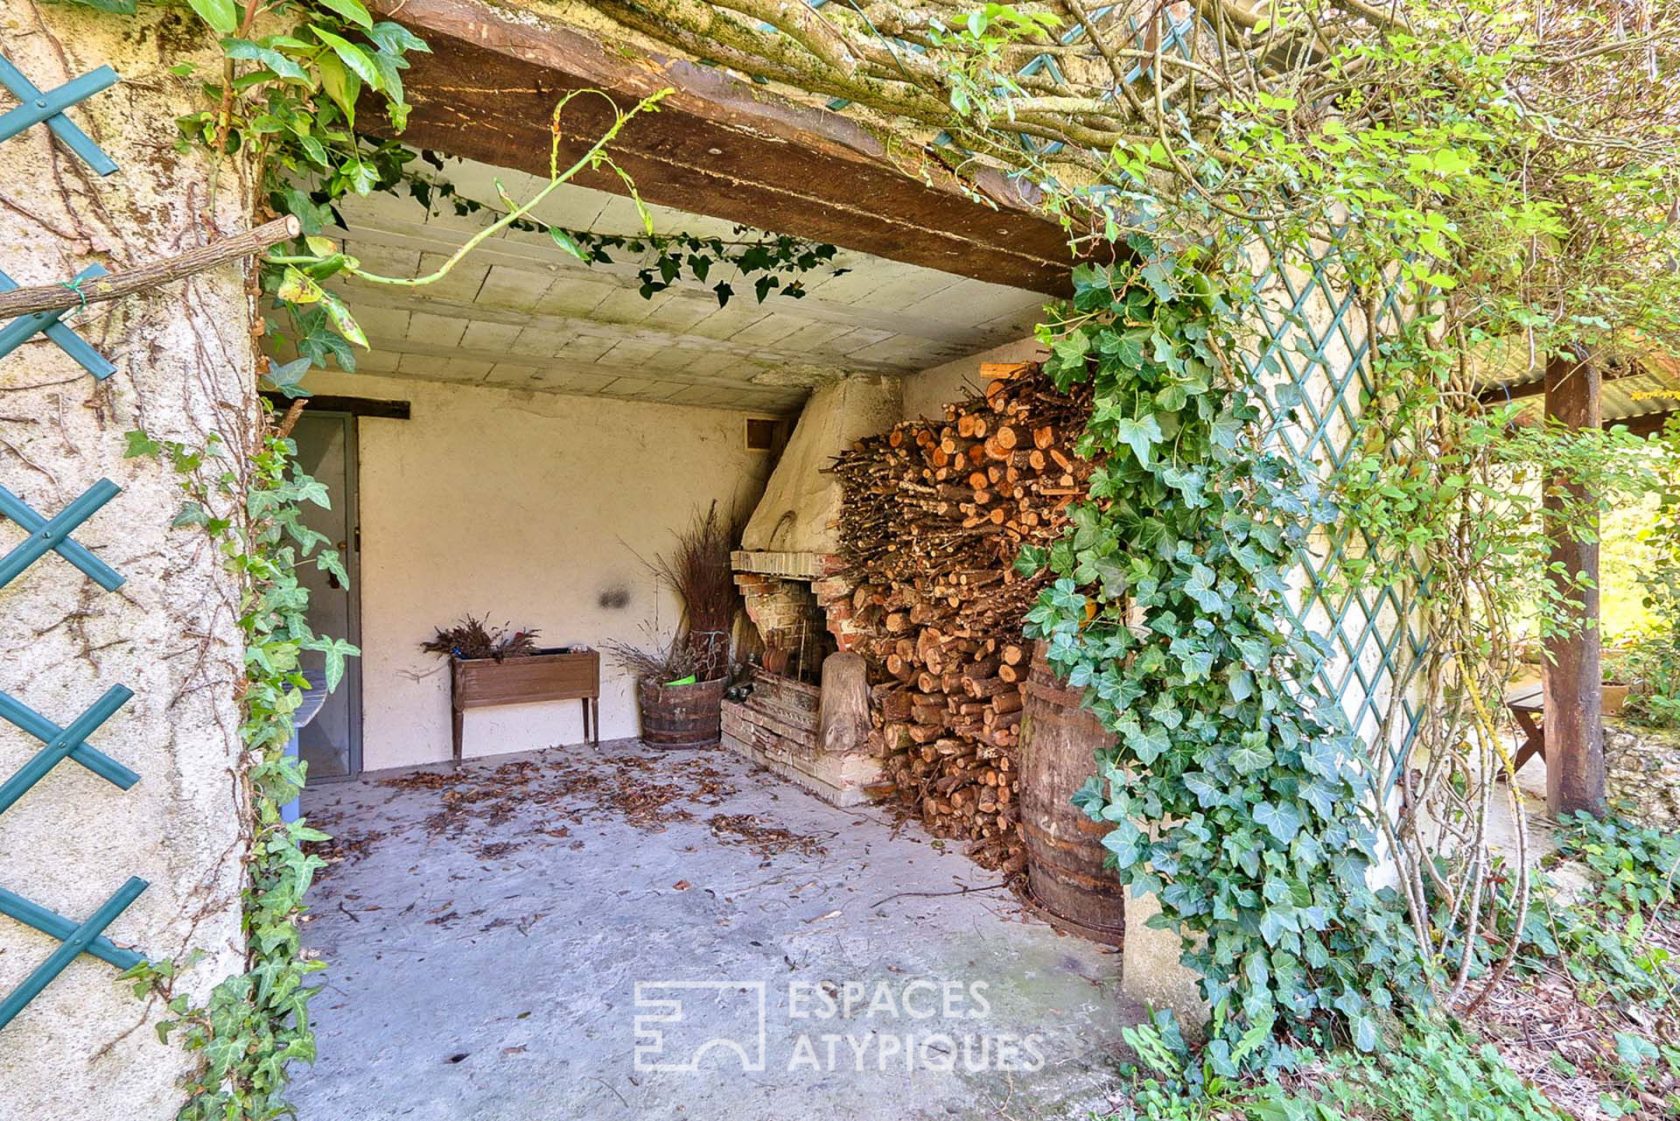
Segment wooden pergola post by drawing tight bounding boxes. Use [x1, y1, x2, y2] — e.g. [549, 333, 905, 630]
[1541, 351, 1608, 818]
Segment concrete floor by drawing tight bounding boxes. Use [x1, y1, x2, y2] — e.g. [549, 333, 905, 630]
[294, 740, 1142, 1121]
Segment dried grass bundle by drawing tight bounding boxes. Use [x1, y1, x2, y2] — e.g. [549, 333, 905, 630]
[655, 502, 738, 682]
[609, 503, 741, 683]
[422, 615, 541, 661]
[602, 636, 699, 682]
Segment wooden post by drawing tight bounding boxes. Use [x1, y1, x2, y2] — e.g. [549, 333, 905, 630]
[1542, 351, 1607, 818]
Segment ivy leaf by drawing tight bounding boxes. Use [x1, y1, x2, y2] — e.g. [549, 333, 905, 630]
[1113, 413, 1164, 466]
[1123, 721, 1171, 765]
[1015, 544, 1048, 577]
[1140, 259, 1176, 302]
[1183, 771, 1223, 808]
[171, 502, 210, 529]
[1183, 563, 1225, 612]
[1229, 741, 1274, 774]
[713, 281, 734, 307]
[276, 266, 325, 305]
[186, 0, 238, 34]
[367, 20, 431, 54]
[1300, 781, 1339, 820]
[314, 52, 362, 127]
[313, 0, 375, 30]
[1210, 410, 1245, 449]
[304, 635, 361, 691]
[548, 228, 588, 261]
[124, 430, 161, 459]
[311, 27, 384, 92]
[262, 357, 312, 397]
[1351, 1014, 1379, 1053]
[1254, 801, 1303, 843]
[1614, 1032, 1658, 1068]
[1258, 907, 1292, 945]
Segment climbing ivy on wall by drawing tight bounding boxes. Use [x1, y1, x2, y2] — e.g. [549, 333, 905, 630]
[122, 418, 352, 1119]
[51, 0, 428, 1113]
[1019, 251, 1428, 1059]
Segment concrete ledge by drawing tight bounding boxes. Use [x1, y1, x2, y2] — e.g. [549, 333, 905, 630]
[1121, 890, 1210, 1036]
[731, 549, 827, 580]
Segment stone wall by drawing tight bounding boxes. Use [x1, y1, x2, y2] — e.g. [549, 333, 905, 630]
[0, 5, 256, 1116]
[1604, 719, 1680, 830]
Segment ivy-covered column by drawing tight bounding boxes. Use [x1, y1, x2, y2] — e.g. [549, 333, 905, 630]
[0, 4, 257, 1117]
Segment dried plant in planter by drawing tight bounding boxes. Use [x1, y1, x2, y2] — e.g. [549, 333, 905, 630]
[604, 505, 741, 684]
[421, 615, 540, 661]
[654, 502, 738, 682]
[602, 636, 699, 683]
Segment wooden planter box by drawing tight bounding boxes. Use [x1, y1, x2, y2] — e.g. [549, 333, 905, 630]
[450, 647, 599, 762]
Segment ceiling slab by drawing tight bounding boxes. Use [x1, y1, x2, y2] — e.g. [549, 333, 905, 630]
[285, 165, 1048, 414]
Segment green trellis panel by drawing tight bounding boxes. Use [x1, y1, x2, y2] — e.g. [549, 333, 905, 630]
[1243, 242, 1425, 791]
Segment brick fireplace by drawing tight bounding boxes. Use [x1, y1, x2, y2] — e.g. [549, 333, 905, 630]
[723, 376, 898, 806]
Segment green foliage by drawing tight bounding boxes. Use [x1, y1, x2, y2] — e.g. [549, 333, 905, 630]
[1109, 1020, 1565, 1121]
[120, 418, 351, 1119]
[1624, 421, 1680, 728]
[1304, 1027, 1565, 1121]
[1557, 811, 1680, 921]
[405, 168, 846, 307]
[1021, 251, 1426, 1059]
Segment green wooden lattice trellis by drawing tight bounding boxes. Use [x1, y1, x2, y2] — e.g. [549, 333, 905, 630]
[0, 51, 149, 1035]
[796, 0, 1430, 788]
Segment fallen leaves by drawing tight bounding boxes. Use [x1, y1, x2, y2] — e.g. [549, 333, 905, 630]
[708, 813, 829, 859]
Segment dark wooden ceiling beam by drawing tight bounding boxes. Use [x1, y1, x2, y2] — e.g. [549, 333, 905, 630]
[363, 0, 1074, 295]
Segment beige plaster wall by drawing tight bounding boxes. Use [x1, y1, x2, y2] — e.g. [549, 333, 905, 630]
[740, 375, 899, 555]
[299, 370, 772, 771]
[900, 337, 1045, 421]
[0, 5, 256, 1117]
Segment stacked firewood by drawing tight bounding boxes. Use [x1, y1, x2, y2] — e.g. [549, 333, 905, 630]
[832, 362, 1094, 873]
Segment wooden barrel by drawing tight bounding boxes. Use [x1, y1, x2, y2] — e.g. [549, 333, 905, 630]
[1018, 643, 1126, 945]
[639, 677, 727, 748]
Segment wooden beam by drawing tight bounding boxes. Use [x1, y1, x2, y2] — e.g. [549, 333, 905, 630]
[260, 392, 411, 419]
[363, 0, 1073, 295]
[1475, 357, 1644, 406]
[1612, 409, 1674, 438]
[1541, 351, 1607, 818]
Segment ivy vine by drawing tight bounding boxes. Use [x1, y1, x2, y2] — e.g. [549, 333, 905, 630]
[56, 0, 430, 1114]
[120, 417, 353, 1120]
[403, 166, 848, 306]
[1020, 251, 1427, 1062]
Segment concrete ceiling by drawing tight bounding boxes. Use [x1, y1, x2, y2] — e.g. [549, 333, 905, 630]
[297, 158, 1051, 414]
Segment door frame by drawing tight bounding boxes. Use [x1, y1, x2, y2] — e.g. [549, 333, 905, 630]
[303, 409, 364, 783]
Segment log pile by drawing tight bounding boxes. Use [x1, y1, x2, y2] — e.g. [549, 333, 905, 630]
[832, 362, 1095, 873]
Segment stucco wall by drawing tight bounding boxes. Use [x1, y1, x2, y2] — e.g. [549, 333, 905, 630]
[739, 375, 900, 555]
[299, 370, 772, 771]
[0, 5, 255, 1117]
[900, 337, 1044, 421]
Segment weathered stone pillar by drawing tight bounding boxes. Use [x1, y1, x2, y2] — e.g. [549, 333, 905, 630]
[0, 4, 257, 1116]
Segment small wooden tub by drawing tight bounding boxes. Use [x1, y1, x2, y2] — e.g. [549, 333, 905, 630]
[639, 676, 727, 748]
